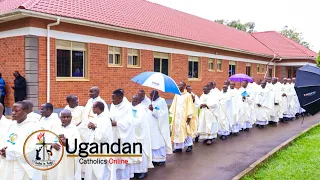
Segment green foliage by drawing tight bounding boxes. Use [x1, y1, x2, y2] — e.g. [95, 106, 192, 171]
[316, 51, 320, 67]
[280, 26, 310, 49]
[244, 125, 320, 180]
[215, 19, 256, 33]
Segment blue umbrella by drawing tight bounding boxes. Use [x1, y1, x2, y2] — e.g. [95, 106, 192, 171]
[131, 72, 181, 95]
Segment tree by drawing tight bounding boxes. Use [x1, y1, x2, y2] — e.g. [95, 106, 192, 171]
[316, 51, 320, 67]
[280, 26, 310, 49]
[215, 19, 256, 33]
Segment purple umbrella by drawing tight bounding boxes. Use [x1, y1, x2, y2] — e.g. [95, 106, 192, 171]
[229, 74, 253, 82]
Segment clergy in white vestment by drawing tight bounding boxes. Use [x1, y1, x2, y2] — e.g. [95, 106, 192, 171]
[208, 82, 220, 96]
[131, 95, 153, 179]
[255, 81, 274, 128]
[228, 82, 242, 134]
[109, 89, 137, 180]
[0, 103, 12, 168]
[84, 86, 108, 122]
[23, 100, 41, 122]
[217, 85, 232, 140]
[238, 81, 257, 130]
[186, 85, 200, 139]
[0, 101, 42, 180]
[290, 78, 303, 117]
[110, 88, 130, 113]
[78, 101, 113, 180]
[169, 82, 195, 153]
[47, 109, 81, 180]
[39, 103, 61, 131]
[198, 86, 219, 145]
[148, 90, 172, 166]
[269, 78, 283, 124]
[281, 79, 295, 120]
[138, 90, 151, 110]
[64, 95, 85, 126]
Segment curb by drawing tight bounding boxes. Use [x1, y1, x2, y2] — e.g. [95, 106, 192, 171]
[232, 121, 320, 180]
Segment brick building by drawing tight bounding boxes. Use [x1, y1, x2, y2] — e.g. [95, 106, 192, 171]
[0, 0, 317, 112]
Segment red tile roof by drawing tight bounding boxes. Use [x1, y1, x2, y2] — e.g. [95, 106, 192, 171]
[252, 31, 317, 58]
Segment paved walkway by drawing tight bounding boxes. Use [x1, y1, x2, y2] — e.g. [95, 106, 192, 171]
[146, 114, 320, 180]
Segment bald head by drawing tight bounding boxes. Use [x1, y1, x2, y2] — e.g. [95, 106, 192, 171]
[208, 82, 216, 89]
[89, 86, 100, 99]
[23, 100, 33, 113]
[222, 85, 228, 93]
[138, 90, 146, 100]
[272, 77, 278, 84]
[60, 109, 71, 116]
[132, 95, 142, 106]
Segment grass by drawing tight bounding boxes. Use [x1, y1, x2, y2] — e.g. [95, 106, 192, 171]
[243, 124, 320, 180]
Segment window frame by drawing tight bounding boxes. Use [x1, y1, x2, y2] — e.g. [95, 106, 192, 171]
[108, 46, 122, 67]
[246, 63, 252, 77]
[216, 59, 223, 72]
[208, 58, 215, 71]
[55, 40, 89, 81]
[153, 52, 170, 76]
[188, 56, 201, 80]
[257, 64, 266, 74]
[228, 61, 237, 77]
[127, 48, 141, 68]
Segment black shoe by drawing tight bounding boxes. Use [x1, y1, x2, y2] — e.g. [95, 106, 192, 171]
[186, 146, 193, 153]
[195, 136, 199, 142]
[152, 161, 159, 166]
[173, 149, 182, 153]
[233, 132, 239, 136]
[157, 162, 165, 166]
[220, 135, 227, 140]
[137, 173, 148, 179]
[244, 128, 249, 131]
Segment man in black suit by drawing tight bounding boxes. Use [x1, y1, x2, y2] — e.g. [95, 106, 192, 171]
[12, 71, 27, 102]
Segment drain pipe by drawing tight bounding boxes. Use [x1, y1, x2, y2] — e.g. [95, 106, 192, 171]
[47, 18, 60, 102]
[274, 58, 283, 78]
[264, 53, 276, 78]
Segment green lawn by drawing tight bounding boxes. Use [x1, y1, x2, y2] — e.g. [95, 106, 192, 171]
[243, 124, 320, 180]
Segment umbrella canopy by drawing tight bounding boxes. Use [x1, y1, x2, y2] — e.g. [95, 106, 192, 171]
[131, 72, 181, 95]
[294, 65, 320, 115]
[229, 73, 253, 82]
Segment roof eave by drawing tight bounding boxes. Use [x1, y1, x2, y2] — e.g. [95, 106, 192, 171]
[279, 56, 316, 60]
[2, 9, 274, 58]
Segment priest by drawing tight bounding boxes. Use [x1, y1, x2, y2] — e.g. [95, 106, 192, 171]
[186, 85, 200, 141]
[255, 80, 273, 128]
[64, 95, 85, 126]
[269, 78, 283, 124]
[217, 85, 231, 140]
[132, 95, 153, 179]
[39, 103, 60, 131]
[138, 89, 151, 109]
[84, 86, 108, 121]
[228, 82, 241, 134]
[208, 82, 220, 95]
[0, 101, 42, 179]
[169, 82, 195, 153]
[148, 90, 172, 166]
[198, 86, 219, 145]
[23, 100, 41, 122]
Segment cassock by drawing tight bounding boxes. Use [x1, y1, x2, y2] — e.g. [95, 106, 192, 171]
[27, 112, 41, 122]
[255, 86, 273, 125]
[64, 105, 85, 126]
[281, 84, 295, 119]
[149, 97, 172, 163]
[48, 123, 82, 180]
[227, 88, 241, 133]
[198, 93, 219, 140]
[270, 82, 283, 122]
[109, 101, 137, 180]
[291, 83, 303, 115]
[190, 92, 200, 137]
[39, 113, 61, 131]
[238, 86, 257, 129]
[110, 96, 130, 114]
[169, 90, 194, 149]
[78, 111, 113, 180]
[209, 88, 220, 96]
[84, 96, 108, 121]
[141, 96, 151, 109]
[217, 92, 232, 136]
[0, 118, 42, 179]
[132, 104, 153, 174]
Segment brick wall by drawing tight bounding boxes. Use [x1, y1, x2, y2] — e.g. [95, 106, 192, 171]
[0, 36, 25, 107]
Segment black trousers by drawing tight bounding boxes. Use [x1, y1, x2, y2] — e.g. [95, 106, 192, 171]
[15, 96, 25, 102]
[0, 95, 5, 115]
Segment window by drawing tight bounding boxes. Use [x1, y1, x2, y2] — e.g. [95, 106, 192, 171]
[288, 67, 292, 78]
[268, 68, 273, 77]
[257, 64, 266, 74]
[216, 59, 223, 71]
[188, 56, 200, 79]
[56, 40, 87, 78]
[208, 59, 214, 71]
[246, 63, 251, 76]
[229, 61, 236, 77]
[109, 46, 122, 66]
[154, 52, 169, 75]
[127, 48, 140, 67]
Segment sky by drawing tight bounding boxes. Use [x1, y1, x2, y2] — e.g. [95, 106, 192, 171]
[148, 0, 319, 53]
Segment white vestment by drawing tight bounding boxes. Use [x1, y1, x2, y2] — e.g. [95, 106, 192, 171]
[109, 101, 137, 180]
[238, 86, 257, 129]
[48, 123, 82, 180]
[78, 111, 113, 180]
[109, 96, 130, 114]
[190, 92, 200, 134]
[198, 93, 219, 139]
[217, 92, 232, 135]
[141, 96, 151, 109]
[255, 87, 273, 125]
[149, 97, 172, 162]
[209, 88, 220, 96]
[64, 105, 85, 126]
[27, 112, 41, 122]
[281, 84, 295, 118]
[227, 88, 241, 133]
[291, 83, 302, 114]
[39, 113, 61, 131]
[132, 104, 153, 173]
[0, 118, 42, 180]
[269, 82, 283, 122]
[84, 96, 109, 121]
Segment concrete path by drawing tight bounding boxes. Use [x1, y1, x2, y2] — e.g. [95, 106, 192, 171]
[146, 114, 320, 180]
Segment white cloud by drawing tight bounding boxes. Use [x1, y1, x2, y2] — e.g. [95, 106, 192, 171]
[148, 0, 320, 53]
